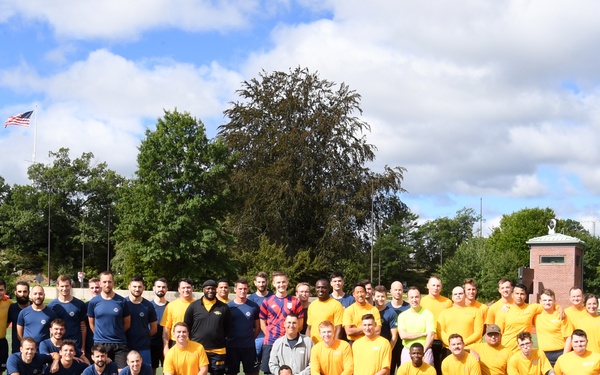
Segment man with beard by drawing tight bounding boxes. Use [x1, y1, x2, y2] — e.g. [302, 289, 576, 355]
[441, 334, 480, 375]
[248, 272, 273, 361]
[85, 278, 101, 362]
[161, 278, 195, 356]
[53, 340, 89, 375]
[39, 319, 89, 364]
[7, 337, 59, 375]
[87, 271, 131, 370]
[8, 282, 30, 355]
[306, 279, 344, 344]
[119, 351, 153, 375]
[17, 285, 56, 345]
[48, 275, 88, 353]
[226, 279, 260, 375]
[83, 344, 119, 375]
[126, 276, 158, 366]
[163, 322, 208, 375]
[150, 278, 168, 375]
[184, 280, 230, 375]
[396, 343, 435, 375]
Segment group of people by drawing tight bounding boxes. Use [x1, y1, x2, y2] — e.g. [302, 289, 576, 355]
[1, 271, 600, 375]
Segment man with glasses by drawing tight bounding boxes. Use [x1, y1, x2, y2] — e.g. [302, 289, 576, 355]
[507, 331, 552, 375]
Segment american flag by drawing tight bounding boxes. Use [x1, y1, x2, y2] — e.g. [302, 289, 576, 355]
[4, 110, 33, 128]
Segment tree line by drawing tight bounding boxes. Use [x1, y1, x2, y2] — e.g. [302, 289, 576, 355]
[1, 67, 598, 300]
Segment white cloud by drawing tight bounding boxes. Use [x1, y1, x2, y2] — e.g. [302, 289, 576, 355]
[2, 1, 261, 41]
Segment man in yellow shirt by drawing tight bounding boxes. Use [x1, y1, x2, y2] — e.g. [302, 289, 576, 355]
[464, 278, 488, 324]
[495, 284, 543, 352]
[342, 284, 381, 342]
[396, 343, 435, 375]
[163, 322, 209, 375]
[441, 334, 481, 375]
[437, 286, 483, 348]
[485, 279, 513, 325]
[310, 321, 353, 375]
[467, 324, 512, 375]
[162, 278, 195, 356]
[507, 331, 552, 375]
[0, 279, 12, 372]
[352, 314, 390, 375]
[419, 276, 452, 375]
[306, 280, 344, 344]
[565, 287, 589, 323]
[554, 329, 600, 375]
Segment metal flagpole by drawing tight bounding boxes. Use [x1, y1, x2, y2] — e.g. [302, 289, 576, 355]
[32, 104, 38, 163]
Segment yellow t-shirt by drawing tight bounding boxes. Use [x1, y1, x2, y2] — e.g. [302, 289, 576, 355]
[161, 298, 195, 341]
[534, 309, 573, 352]
[307, 298, 345, 343]
[565, 305, 589, 323]
[486, 299, 509, 325]
[396, 361, 436, 375]
[342, 303, 381, 341]
[310, 339, 353, 375]
[467, 300, 489, 324]
[164, 341, 209, 375]
[467, 343, 512, 375]
[437, 305, 483, 347]
[397, 307, 435, 348]
[506, 349, 551, 375]
[576, 315, 600, 353]
[496, 303, 543, 352]
[0, 299, 12, 339]
[420, 295, 452, 322]
[352, 335, 391, 375]
[441, 352, 481, 375]
[554, 350, 600, 375]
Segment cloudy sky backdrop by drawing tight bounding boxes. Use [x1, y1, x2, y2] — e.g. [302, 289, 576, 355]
[2, 1, 600, 236]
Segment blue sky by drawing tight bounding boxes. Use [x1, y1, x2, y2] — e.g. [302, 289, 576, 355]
[2, 1, 600, 236]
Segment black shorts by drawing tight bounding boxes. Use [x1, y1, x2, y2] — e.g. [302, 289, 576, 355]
[150, 344, 164, 369]
[96, 342, 129, 369]
[0, 337, 8, 371]
[226, 347, 258, 374]
[207, 352, 226, 375]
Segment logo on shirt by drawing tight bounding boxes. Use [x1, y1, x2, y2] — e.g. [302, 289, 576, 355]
[215, 311, 222, 316]
[113, 308, 119, 313]
[139, 312, 145, 317]
[41, 319, 47, 324]
[287, 302, 293, 309]
[245, 312, 251, 317]
[69, 311, 75, 316]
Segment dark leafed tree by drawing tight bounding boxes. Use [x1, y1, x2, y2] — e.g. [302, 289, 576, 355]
[113, 109, 236, 286]
[219, 67, 406, 280]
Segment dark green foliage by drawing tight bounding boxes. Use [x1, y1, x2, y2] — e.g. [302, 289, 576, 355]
[113, 109, 236, 287]
[220, 67, 406, 281]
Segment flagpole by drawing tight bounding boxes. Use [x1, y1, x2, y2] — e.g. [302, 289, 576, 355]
[32, 105, 38, 163]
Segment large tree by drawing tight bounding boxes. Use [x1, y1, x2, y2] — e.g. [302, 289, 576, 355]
[219, 67, 406, 281]
[0, 148, 124, 277]
[113, 109, 236, 286]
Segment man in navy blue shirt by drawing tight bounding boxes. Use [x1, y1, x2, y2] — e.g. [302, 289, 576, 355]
[8, 282, 31, 355]
[226, 279, 260, 375]
[118, 351, 153, 375]
[48, 275, 87, 353]
[125, 277, 157, 366]
[83, 345, 119, 375]
[150, 278, 168, 375]
[53, 340, 89, 375]
[17, 286, 56, 346]
[6, 337, 59, 375]
[87, 272, 131, 370]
